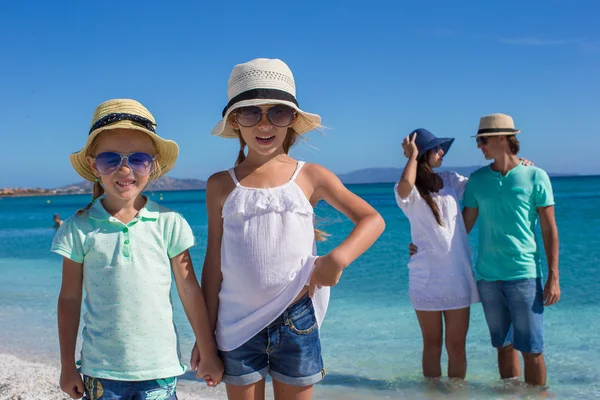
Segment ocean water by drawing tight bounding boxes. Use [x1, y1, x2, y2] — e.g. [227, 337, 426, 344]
[1, 176, 600, 399]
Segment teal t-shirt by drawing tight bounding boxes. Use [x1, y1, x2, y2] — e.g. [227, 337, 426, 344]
[51, 197, 196, 380]
[463, 163, 554, 281]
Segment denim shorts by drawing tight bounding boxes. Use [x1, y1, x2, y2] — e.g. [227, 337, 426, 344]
[219, 294, 325, 387]
[477, 278, 544, 354]
[83, 375, 177, 399]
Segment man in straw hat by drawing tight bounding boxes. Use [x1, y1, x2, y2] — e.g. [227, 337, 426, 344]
[461, 113, 560, 386]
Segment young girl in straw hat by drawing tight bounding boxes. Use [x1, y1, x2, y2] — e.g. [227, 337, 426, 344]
[52, 99, 223, 399]
[190, 58, 385, 399]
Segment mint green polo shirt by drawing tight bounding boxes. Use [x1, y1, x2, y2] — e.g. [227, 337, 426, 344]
[51, 197, 196, 380]
[463, 164, 554, 281]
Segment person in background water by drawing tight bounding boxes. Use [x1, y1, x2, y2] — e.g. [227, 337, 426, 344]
[395, 129, 479, 382]
[53, 213, 63, 228]
[191, 58, 385, 400]
[51, 99, 223, 400]
[461, 113, 560, 387]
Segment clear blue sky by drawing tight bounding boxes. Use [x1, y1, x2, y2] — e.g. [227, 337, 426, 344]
[1, 0, 599, 188]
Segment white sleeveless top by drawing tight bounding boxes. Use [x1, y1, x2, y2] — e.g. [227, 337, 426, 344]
[216, 161, 330, 351]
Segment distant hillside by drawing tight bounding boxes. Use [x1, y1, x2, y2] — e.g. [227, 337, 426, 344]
[54, 167, 575, 193]
[59, 176, 206, 193]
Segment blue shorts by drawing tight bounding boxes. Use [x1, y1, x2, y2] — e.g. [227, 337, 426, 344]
[477, 278, 544, 354]
[83, 376, 177, 399]
[219, 294, 325, 387]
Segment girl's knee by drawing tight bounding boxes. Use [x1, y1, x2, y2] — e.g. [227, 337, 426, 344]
[444, 339, 466, 356]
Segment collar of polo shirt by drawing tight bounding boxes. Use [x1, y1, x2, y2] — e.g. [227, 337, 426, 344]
[89, 196, 159, 222]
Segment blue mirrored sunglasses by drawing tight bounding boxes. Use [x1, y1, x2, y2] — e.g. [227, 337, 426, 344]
[94, 152, 155, 176]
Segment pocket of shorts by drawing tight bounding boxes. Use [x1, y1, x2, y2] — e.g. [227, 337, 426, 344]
[286, 305, 318, 335]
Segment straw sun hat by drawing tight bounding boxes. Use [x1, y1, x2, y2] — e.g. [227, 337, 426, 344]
[473, 113, 521, 137]
[70, 99, 179, 182]
[211, 58, 322, 139]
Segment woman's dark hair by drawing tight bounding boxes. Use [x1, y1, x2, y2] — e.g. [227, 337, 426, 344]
[415, 150, 444, 226]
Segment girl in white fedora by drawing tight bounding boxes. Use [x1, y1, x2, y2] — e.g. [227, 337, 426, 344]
[52, 99, 223, 399]
[191, 58, 385, 399]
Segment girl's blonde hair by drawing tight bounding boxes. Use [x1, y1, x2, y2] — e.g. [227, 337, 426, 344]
[76, 132, 162, 215]
[235, 126, 329, 241]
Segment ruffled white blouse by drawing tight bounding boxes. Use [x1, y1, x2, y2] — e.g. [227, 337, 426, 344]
[216, 161, 330, 351]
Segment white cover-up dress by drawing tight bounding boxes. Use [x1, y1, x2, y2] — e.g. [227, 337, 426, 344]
[394, 171, 479, 311]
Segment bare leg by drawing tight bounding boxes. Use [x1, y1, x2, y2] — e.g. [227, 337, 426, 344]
[522, 352, 546, 386]
[416, 310, 443, 378]
[273, 379, 313, 400]
[443, 307, 470, 379]
[498, 344, 521, 379]
[226, 379, 266, 400]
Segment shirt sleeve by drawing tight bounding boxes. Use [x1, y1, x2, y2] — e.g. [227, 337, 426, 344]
[167, 213, 197, 258]
[534, 169, 555, 207]
[50, 217, 85, 263]
[462, 177, 478, 209]
[394, 182, 419, 209]
[444, 172, 469, 200]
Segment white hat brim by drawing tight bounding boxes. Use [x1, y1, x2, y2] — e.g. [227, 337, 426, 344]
[211, 99, 322, 139]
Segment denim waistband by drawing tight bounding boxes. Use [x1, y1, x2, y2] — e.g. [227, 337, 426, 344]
[269, 294, 312, 327]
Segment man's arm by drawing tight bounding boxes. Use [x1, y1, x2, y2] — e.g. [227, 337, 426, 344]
[462, 207, 479, 234]
[539, 205, 560, 306]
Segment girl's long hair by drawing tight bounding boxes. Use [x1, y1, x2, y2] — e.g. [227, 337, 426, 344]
[415, 150, 444, 226]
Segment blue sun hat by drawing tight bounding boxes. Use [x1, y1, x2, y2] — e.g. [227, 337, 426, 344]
[410, 128, 455, 160]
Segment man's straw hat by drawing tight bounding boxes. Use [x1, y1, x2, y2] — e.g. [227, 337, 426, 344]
[473, 113, 521, 137]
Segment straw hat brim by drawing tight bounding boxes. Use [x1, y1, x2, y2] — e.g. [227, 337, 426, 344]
[211, 99, 322, 139]
[472, 129, 520, 138]
[70, 121, 179, 182]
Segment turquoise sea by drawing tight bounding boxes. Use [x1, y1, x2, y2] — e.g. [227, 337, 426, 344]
[1, 176, 600, 399]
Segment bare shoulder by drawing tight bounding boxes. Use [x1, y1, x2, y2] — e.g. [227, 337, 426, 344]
[299, 163, 345, 203]
[301, 162, 338, 184]
[206, 170, 236, 207]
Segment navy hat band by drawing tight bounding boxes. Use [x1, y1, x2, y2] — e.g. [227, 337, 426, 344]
[222, 88, 299, 117]
[89, 113, 156, 135]
[477, 128, 519, 134]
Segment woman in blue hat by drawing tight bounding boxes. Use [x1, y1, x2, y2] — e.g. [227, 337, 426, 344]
[395, 128, 479, 382]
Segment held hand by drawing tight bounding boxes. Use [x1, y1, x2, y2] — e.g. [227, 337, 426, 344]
[519, 157, 534, 167]
[408, 243, 418, 257]
[543, 276, 560, 306]
[402, 133, 419, 160]
[196, 351, 224, 387]
[59, 365, 84, 399]
[190, 341, 200, 372]
[308, 253, 345, 297]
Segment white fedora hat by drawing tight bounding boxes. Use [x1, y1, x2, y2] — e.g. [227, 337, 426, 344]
[473, 113, 521, 137]
[211, 58, 322, 139]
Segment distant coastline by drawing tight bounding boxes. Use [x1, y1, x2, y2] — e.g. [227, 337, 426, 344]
[0, 166, 588, 198]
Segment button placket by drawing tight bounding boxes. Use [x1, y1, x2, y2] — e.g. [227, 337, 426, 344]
[122, 226, 131, 258]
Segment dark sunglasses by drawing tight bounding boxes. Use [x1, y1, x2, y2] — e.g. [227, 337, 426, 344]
[476, 136, 488, 145]
[233, 105, 296, 128]
[94, 152, 155, 176]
